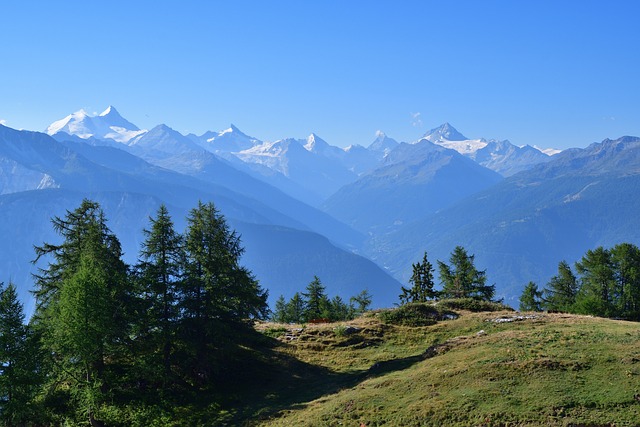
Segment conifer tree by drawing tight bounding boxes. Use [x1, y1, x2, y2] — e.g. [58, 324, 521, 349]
[180, 201, 268, 382]
[519, 281, 543, 312]
[0, 282, 36, 425]
[32, 200, 128, 426]
[438, 246, 494, 301]
[574, 247, 616, 317]
[350, 289, 373, 315]
[542, 260, 578, 312]
[302, 276, 330, 321]
[285, 293, 306, 324]
[272, 295, 289, 323]
[135, 204, 183, 381]
[610, 243, 640, 320]
[400, 252, 437, 304]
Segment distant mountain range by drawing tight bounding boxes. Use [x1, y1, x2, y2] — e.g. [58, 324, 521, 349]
[2, 105, 634, 311]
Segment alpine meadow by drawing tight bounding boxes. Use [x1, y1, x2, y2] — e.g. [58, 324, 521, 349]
[2, 1, 640, 426]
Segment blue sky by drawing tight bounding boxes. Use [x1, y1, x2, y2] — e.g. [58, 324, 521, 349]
[1, 1, 639, 149]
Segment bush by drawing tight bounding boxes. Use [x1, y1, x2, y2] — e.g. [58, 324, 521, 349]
[378, 303, 455, 326]
[436, 298, 514, 313]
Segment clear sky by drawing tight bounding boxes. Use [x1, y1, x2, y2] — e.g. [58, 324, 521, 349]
[1, 1, 639, 149]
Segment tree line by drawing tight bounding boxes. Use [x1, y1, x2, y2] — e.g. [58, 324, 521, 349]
[0, 199, 269, 426]
[271, 276, 372, 323]
[519, 243, 640, 320]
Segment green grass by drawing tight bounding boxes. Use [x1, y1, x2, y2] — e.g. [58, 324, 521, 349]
[251, 308, 640, 426]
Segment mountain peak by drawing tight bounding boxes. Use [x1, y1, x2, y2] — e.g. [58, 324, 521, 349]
[423, 122, 468, 142]
[99, 105, 119, 117]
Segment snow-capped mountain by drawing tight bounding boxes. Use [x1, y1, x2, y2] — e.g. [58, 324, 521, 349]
[368, 131, 400, 155]
[193, 124, 262, 153]
[46, 106, 146, 143]
[424, 123, 553, 176]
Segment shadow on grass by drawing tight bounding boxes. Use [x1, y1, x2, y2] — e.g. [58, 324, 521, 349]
[220, 333, 440, 425]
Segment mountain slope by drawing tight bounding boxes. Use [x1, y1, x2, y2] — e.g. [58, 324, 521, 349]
[373, 136, 640, 303]
[0, 125, 399, 314]
[323, 139, 503, 233]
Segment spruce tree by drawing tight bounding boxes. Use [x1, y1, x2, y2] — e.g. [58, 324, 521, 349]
[180, 201, 268, 382]
[302, 276, 330, 322]
[285, 293, 306, 324]
[400, 252, 437, 304]
[438, 246, 494, 301]
[135, 204, 183, 382]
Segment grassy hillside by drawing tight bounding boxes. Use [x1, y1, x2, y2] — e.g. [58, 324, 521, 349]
[242, 304, 640, 427]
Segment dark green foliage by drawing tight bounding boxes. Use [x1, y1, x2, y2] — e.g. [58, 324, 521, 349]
[0, 282, 40, 425]
[272, 280, 372, 323]
[438, 246, 495, 301]
[610, 243, 640, 320]
[133, 204, 183, 384]
[574, 247, 616, 317]
[378, 303, 455, 326]
[436, 298, 514, 313]
[542, 260, 578, 312]
[399, 252, 438, 304]
[32, 199, 129, 426]
[302, 276, 331, 322]
[519, 281, 543, 312]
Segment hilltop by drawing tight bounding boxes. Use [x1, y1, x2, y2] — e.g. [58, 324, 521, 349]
[221, 303, 640, 426]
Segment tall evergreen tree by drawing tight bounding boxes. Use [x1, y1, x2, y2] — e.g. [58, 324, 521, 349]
[542, 260, 578, 312]
[135, 204, 183, 382]
[285, 293, 306, 324]
[400, 252, 437, 304]
[272, 295, 289, 323]
[438, 246, 494, 301]
[302, 276, 330, 322]
[180, 201, 268, 382]
[32, 200, 128, 426]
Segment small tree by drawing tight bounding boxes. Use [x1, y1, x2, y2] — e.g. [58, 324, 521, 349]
[519, 281, 543, 312]
[285, 293, 306, 323]
[272, 295, 289, 323]
[438, 246, 494, 301]
[350, 289, 373, 315]
[302, 276, 330, 322]
[400, 252, 437, 304]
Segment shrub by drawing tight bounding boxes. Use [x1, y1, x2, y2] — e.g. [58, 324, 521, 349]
[378, 303, 450, 326]
[436, 298, 513, 313]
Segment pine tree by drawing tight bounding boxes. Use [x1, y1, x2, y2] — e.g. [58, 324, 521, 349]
[400, 252, 437, 304]
[135, 204, 183, 382]
[438, 246, 494, 301]
[542, 260, 578, 312]
[328, 295, 352, 321]
[302, 276, 330, 322]
[519, 281, 543, 312]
